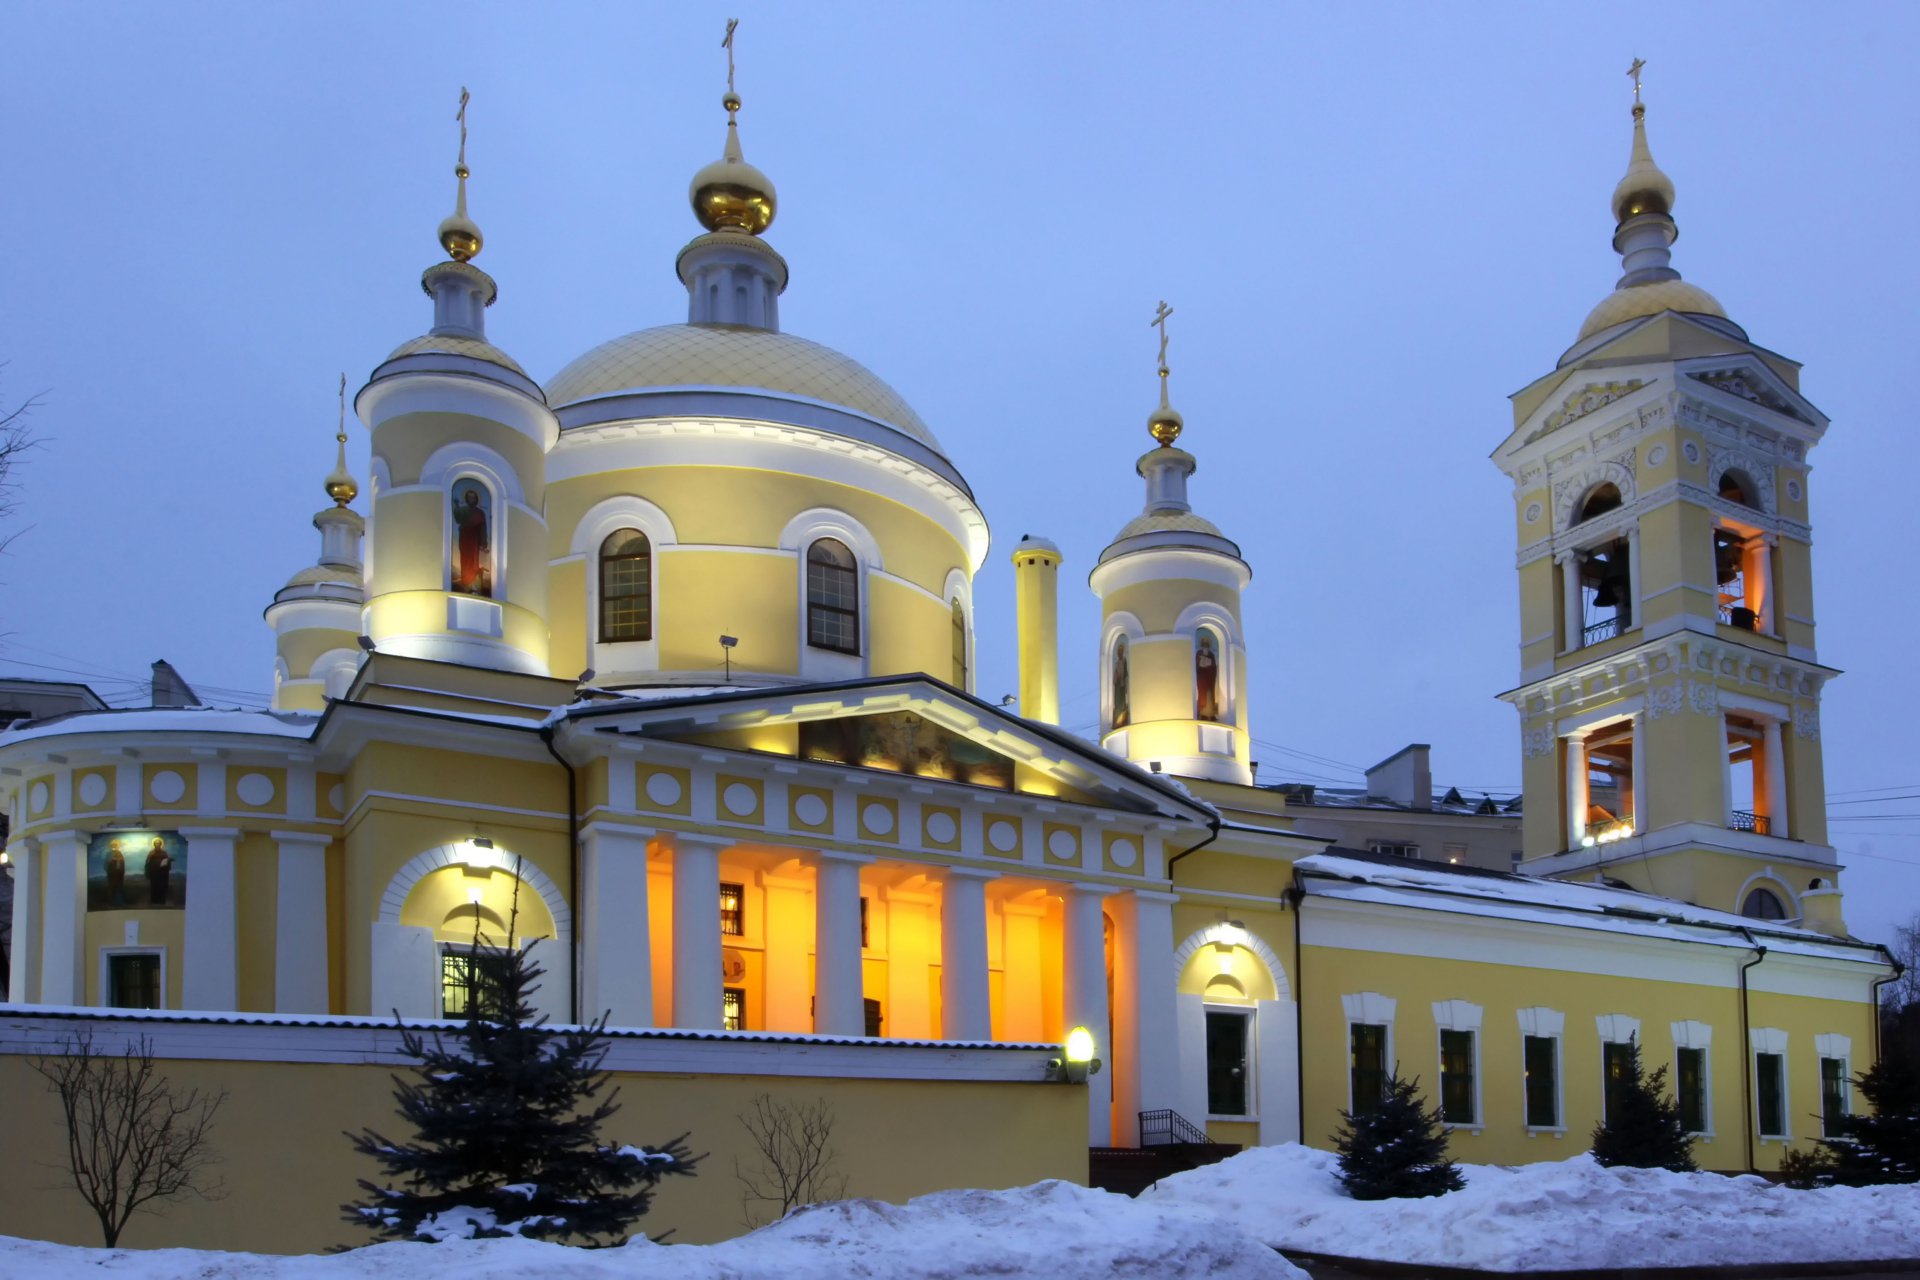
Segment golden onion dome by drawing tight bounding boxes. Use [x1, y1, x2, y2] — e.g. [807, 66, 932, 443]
[1148, 401, 1184, 448]
[1610, 105, 1676, 224]
[439, 163, 484, 262]
[1576, 278, 1729, 341]
[324, 458, 358, 507]
[691, 94, 777, 235]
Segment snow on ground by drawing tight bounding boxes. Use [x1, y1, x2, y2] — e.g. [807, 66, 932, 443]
[0, 1179, 1305, 1280]
[1146, 1143, 1920, 1270]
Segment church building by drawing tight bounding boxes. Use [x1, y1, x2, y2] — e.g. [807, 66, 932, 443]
[0, 51, 1895, 1251]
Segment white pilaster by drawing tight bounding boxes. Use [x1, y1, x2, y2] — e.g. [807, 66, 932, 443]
[1110, 889, 1182, 1146]
[37, 831, 85, 1005]
[8, 837, 40, 1002]
[813, 851, 870, 1036]
[1559, 552, 1583, 650]
[271, 831, 331, 1014]
[1720, 713, 1736, 826]
[939, 868, 993, 1042]
[1757, 534, 1778, 634]
[1763, 718, 1790, 839]
[670, 835, 723, 1029]
[1626, 526, 1642, 629]
[1630, 714, 1646, 831]
[579, 824, 654, 1028]
[1565, 736, 1588, 847]
[760, 864, 813, 1033]
[180, 827, 239, 1011]
[1064, 882, 1114, 1145]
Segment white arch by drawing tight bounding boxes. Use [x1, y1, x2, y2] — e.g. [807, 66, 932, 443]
[1173, 923, 1290, 1001]
[568, 493, 679, 557]
[1173, 601, 1242, 647]
[778, 506, 883, 570]
[1101, 612, 1146, 735]
[1708, 447, 1778, 517]
[311, 647, 362, 701]
[1735, 867, 1801, 921]
[1553, 459, 1636, 532]
[782, 508, 880, 680]
[378, 842, 573, 939]
[943, 567, 974, 691]
[420, 440, 526, 505]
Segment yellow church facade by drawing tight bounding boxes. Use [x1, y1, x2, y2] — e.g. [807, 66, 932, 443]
[0, 58, 1897, 1252]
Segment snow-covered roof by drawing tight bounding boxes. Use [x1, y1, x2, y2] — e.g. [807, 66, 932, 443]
[1296, 849, 1882, 962]
[0, 705, 318, 746]
[1271, 782, 1521, 817]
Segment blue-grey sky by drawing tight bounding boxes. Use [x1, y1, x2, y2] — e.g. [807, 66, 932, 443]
[3, 3, 1916, 947]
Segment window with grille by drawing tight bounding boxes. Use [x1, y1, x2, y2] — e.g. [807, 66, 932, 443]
[1820, 1056, 1850, 1137]
[859, 896, 870, 948]
[720, 882, 745, 936]
[1677, 1046, 1708, 1133]
[806, 538, 860, 654]
[1756, 1052, 1787, 1137]
[107, 953, 162, 1009]
[723, 987, 746, 1031]
[1524, 1034, 1560, 1128]
[1368, 841, 1420, 860]
[1349, 1023, 1387, 1115]
[863, 997, 883, 1037]
[441, 945, 512, 1019]
[1602, 1040, 1635, 1123]
[1440, 1029, 1476, 1124]
[598, 528, 653, 642]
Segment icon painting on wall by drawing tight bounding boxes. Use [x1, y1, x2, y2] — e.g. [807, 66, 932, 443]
[451, 479, 493, 597]
[87, 831, 188, 910]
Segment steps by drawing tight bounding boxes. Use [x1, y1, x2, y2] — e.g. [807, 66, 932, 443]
[1089, 1140, 1241, 1197]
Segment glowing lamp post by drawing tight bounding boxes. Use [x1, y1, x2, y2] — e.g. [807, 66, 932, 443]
[1049, 1025, 1103, 1083]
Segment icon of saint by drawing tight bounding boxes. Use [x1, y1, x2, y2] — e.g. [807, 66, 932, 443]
[452, 486, 491, 597]
[105, 839, 126, 906]
[145, 837, 173, 907]
[1111, 638, 1130, 730]
[1196, 630, 1221, 723]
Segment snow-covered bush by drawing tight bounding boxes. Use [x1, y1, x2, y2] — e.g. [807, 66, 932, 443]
[1330, 1072, 1463, 1200]
[1590, 1034, 1696, 1172]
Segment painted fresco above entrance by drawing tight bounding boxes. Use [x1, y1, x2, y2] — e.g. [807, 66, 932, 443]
[87, 830, 188, 910]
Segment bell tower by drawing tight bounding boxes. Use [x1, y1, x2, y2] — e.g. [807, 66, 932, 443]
[1493, 67, 1842, 932]
[1090, 304, 1253, 785]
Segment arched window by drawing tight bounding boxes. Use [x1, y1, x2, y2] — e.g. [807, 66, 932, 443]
[950, 598, 968, 688]
[450, 478, 494, 597]
[1195, 626, 1225, 722]
[1109, 635, 1131, 730]
[1741, 887, 1788, 921]
[1576, 483, 1623, 524]
[806, 538, 859, 654]
[599, 528, 652, 642]
[1719, 471, 1760, 509]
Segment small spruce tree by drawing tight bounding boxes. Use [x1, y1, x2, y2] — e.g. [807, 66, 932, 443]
[1331, 1071, 1464, 1200]
[1820, 1050, 1920, 1186]
[1590, 1035, 1697, 1172]
[345, 871, 698, 1245]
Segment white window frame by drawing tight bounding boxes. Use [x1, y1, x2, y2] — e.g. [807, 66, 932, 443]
[1368, 840, 1421, 860]
[1518, 1005, 1567, 1135]
[1596, 1013, 1643, 1126]
[1174, 602, 1240, 730]
[99, 946, 167, 1011]
[1815, 1033, 1853, 1138]
[1670, 1019, 1715, 1137]
[1101, 613, 1145, 740]
[1341, 991, 1397, 1116]
[1203, 1002, 1258, 1123]
[1751, 1026, 1791, 1143]
[1433, 999, 1484, 1132]
[780, 508, 879, 681]
[570, 494, 677, 678]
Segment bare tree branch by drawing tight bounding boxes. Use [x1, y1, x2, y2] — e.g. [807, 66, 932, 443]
[734, 1093, 848, 1228]
[0, 370, 47, 559]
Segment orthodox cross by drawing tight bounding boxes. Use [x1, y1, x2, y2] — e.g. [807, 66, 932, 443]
[1627, 58, 1645, 104]
[723, 18, 740, 95]
[1151, 300, 1174, 378]
[456, 86, 470, 169]
[336, 372, 348, 445]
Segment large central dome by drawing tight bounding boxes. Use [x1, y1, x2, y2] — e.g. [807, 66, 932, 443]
[546, 322, 944, 456]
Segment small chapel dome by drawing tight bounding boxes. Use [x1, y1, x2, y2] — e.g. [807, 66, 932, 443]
[691, 93, 777, 235]
[1576, 277, 1729, 341]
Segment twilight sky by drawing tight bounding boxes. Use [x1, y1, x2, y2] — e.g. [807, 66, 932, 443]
[2, 3, 1915, 947]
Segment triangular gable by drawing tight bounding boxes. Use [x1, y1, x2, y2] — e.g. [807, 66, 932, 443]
[1682, 359, 1822, 428]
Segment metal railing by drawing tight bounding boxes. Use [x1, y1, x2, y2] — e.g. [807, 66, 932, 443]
[1729, 810, 1772, 835]
[1582, 616, 1623, 646]
[1139, 1109, 1216, 1147]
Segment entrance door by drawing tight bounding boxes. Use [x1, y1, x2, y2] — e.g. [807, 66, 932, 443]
[1205, 1008, 1251, 1117]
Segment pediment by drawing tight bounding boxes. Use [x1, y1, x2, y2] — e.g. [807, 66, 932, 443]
[1683, 361, 1819, 427]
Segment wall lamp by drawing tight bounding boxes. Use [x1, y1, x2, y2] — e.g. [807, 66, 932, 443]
[1047, 1025, 1103, 1084]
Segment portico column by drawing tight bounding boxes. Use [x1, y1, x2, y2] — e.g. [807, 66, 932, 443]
[179, 827, 239, 1011]
[670, 835, 724, 1030]
[1719, 714, 1736, 826]
[9, 836, 41, 1003]
[271, 831, 332, 1014]
[1629, 716, 1647, 833]
[1564, 736, 1588, 848]
[1064, 882, 1114, 1145]
[1112, 889, 1181, 1147]
[1626, 526, 1642, 629]
[939, 868, 993, 1041]
[1559, 552, 1583, 650]
[579, 824, 653, 1028]
[1763, 718, 1790, 839]
[814, 851, 871, 1036]
[1757, 534, 1778, 633]
[37, 831, 85, 1005]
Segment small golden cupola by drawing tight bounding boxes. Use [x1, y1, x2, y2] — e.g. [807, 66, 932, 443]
[691, 20, 777, 236]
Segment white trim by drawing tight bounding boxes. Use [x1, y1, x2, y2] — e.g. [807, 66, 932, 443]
[782, 509, 877, 679]
[377, 843, 573, 939]
[1735, 868, 1801, 922]
[419, 440, 526, 505]
[943, 567, 974, 691]
[98, 946, 167, 1011]
[1815, 1035, 1853, 1135]
[1517, 1006, 1566, 1132]
[1173, 924, 1290, 1000]
[1751, 1028, 1791, 1142]
[1433, 1001, 1484, 1129]
[573, 495, 676, 678]
[1341, 994, 1395, 1116]
[1101, 614, 1146, 736]
[1201, 1001, 1258, 1121]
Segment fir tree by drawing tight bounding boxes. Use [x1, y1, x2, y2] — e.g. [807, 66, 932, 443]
[1331, 1071, 1464, 1200]
[1821, 1050, 1920, 1186]
[345, 870, 698, 1245]
[1590, 1035, 1696, 1172]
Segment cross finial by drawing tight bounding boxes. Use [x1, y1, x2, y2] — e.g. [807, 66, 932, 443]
[723, 18, 740, 97]
[1150, 300, 1175, 380]
[336, 372, 348, 445]
[1627, 57, 1646, 105]
[456, 86, 471, 171]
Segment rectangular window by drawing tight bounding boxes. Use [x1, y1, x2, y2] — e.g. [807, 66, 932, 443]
[1350, 1022, 1388, 1116]
[107, 952, 162, 1009]
[1367, 841, 1420, 860]
[440, 946, 511, 1019]
[863, 997, 883, 1038]
[1440, 1028, 1476, 1125]
[1207, 1009, 1251, 1116]
[1677, 1046, 1708, 1134]
[860, 896, 870, 949]
[1821, 1057, 1850, 1137]
[719, 882, 745, 936]
[723, 986, 746, 1032]
[1603, 1040, 1634, 1123]
[1524, 1034, 1560, 1128]
[1756, 1052, 1787, 1137]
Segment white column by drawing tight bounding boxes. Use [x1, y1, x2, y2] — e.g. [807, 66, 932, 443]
[670, 835, 723, 1029]
[814, 851, 870, 1036]
[760, 864, 813, 1033]
[1565, 736, 1588, 847]
[271, 831, 332, 1014]
[579, 824, 653, 1028]
[939, 868, 993, 1042]
[1629, 715, 1647, 833]
[8, 837, 40, 1003]
[37, 831, 85, 1005]
[1757, 534, 1778, 633]
[1720, 714, 1736, 826]
[1559, 552, 1583, 651]
[1763, 718, 1790, 839]
[1112, 889, 1182, 1146]
[180, 827, 239, 1011]
[1626, 526, 1642, 630]
[1064, 882, 1114, 1145]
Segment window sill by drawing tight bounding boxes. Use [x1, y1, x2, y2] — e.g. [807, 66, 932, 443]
[1525, 1127, 1567, 1138]
[1443, 1123, 1484, 1134]
[1759, 1135, 1792, 1146]
[1207, 1114, 1257, 1124]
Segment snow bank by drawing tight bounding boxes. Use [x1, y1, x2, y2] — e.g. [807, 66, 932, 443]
[0, 1180, 1304, 1279]
[1146, 1143, 1920, 1270]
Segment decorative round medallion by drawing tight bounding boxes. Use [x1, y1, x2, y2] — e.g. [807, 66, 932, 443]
[1682, 440, 1701, 464]
[78, 774, 108, 807]
[1108, 838, 1138, 869]
[861, 803, 894, 836]
[1523, 502, 1542, 524]
[1786, 479, 1802, 502]
[149, 771, 186, 804]
[1047, 829, 1077, 860]
[925, 811, 958, 844]
[29, 781, 49, 812]
[1647, 444, 1668, 468]
[987, 821, 1019, 854]
[722, 948, 748, 983]
[794, 793, 829, 827]
[236, 773, 276, 807]
[723, 782, 757, 817]
[328, 783, 346, 813]
[644, 772, 683, 807]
